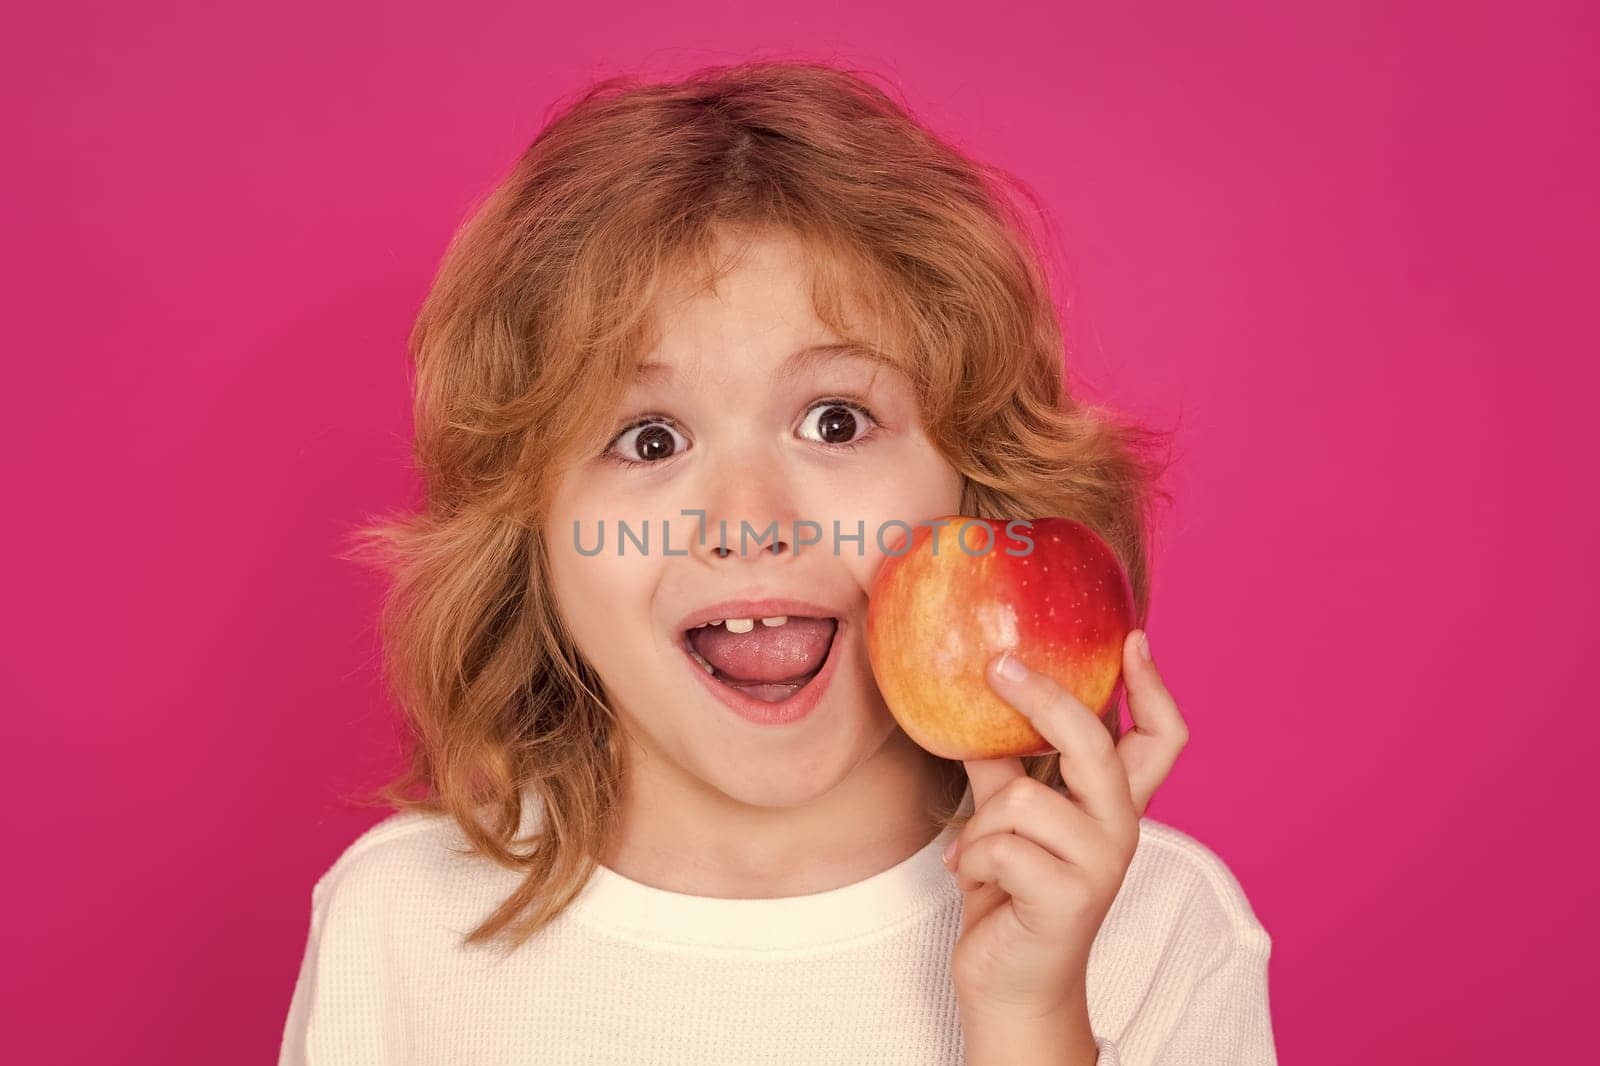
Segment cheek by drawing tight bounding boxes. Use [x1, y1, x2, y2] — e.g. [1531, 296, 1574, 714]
[545, 499, 661, 647]
[857, 437, 965, 518]
[547, 552, 666, 696]
[553, 548, 656, 618]
[800, 440, 965, 577]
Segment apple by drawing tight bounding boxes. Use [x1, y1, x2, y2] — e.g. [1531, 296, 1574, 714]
[865, 515, 1136, 760]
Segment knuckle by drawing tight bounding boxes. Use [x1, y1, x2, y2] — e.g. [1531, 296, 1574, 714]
[1084, 721, 1117, 760]
[999, 776, 1036, 814]
[1048, 687, 1087, 720]
[988, 831, 1022, 868]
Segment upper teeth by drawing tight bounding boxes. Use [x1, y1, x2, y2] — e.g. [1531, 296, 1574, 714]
[695, 615, 789, 633]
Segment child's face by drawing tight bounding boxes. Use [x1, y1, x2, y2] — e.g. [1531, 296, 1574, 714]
[543, 228, 964, 806]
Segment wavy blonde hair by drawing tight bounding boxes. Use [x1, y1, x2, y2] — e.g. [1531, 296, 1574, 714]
[340, 58, 1176, 955]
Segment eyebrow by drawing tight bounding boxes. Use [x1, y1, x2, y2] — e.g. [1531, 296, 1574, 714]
[632, 342, 893, 382]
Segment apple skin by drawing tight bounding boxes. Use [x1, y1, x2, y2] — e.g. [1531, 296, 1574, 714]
[865, 515, 1136, 760]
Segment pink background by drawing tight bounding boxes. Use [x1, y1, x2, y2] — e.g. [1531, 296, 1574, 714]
[5, 2, 1594, 1062]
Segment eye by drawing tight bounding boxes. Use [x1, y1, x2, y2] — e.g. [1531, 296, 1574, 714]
[604, 416, 689, 466]
[602, 398, 880, 468]
[798, 398, 878, 449]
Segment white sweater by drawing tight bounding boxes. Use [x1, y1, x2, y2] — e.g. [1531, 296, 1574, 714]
[278, 785, 1276, 1065]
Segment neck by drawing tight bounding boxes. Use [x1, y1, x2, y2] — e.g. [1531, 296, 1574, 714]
[598, 728, 965, 899]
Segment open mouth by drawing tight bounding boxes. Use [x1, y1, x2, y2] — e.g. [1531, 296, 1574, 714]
[677, 615, 840, 704]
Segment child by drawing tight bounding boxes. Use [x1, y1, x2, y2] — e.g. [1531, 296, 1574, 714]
[279, 60, 1276, 1065]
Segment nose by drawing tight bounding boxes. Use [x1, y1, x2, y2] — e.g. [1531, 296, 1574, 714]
[686, 452, 807, 567]
[689, 506, 801, 565]
[705, 521, 790, 560]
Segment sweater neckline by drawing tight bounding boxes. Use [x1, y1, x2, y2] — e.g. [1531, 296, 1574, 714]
[549, 783, 972, 951]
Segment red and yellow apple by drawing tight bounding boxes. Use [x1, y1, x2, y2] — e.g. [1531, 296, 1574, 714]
[865, 515, 1135, 760]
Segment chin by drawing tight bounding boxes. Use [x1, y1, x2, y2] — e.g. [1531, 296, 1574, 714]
[706, 697, 904, 808]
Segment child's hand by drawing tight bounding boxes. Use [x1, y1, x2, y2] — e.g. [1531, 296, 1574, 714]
[945, 630, 1188, 1023]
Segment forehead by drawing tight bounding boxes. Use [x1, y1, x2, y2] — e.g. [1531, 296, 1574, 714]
[631, 341, 895, 384]
[630, 227, 902, 379]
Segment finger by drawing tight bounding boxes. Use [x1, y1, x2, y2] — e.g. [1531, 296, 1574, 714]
[961, 755, 1026, 812]
[952, 831, 1087, 938]
[1117, 630, 1189, 817]
[986, 652, 1133, 828]
[945, 775, 1097, 871]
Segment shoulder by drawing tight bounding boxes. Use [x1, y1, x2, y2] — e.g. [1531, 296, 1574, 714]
[305, 804, 508, 923]
[1117, 816, 1273, 953]
[305, 791, 546, 915]
[306, 809, 448, 903]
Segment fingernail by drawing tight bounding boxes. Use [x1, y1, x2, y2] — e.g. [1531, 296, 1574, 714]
[995, 652, 1029, 682]
[1139, 632, 1152, 661]
[941, 838, 957, 865]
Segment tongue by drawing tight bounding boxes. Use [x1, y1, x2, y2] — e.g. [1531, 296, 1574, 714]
[687, 617, 837, 683]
